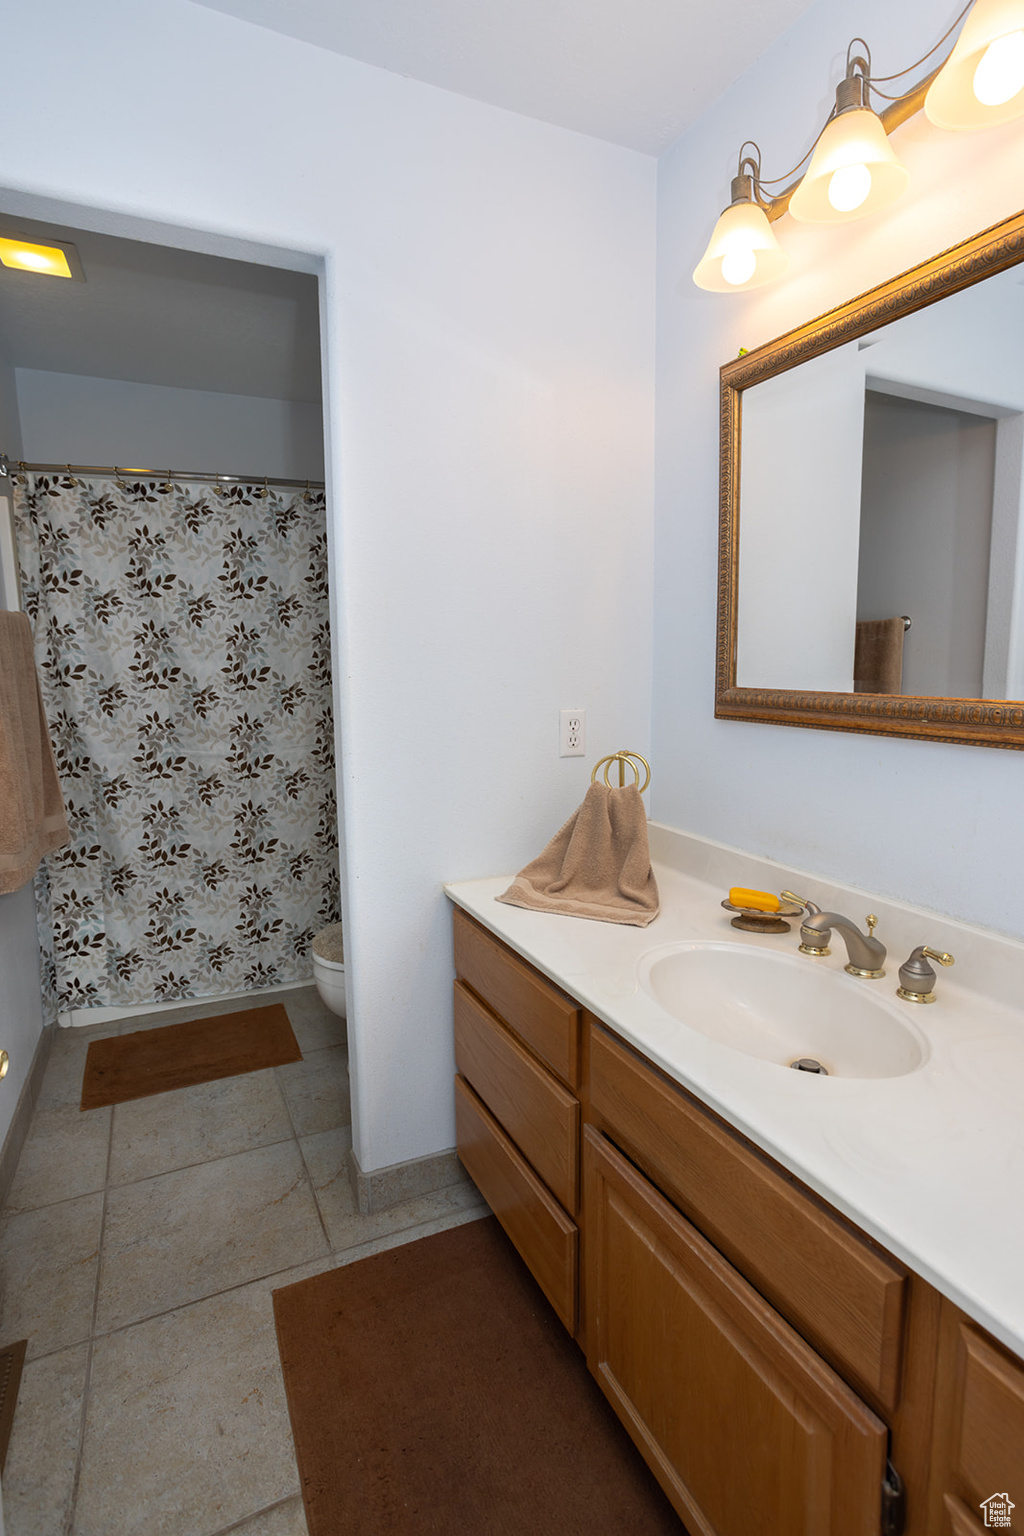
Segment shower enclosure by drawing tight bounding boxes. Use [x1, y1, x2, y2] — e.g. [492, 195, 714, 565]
[12, 465, 339, 1019]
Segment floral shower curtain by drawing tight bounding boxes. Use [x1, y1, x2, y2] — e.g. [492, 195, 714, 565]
[13, 470, 340, 1016]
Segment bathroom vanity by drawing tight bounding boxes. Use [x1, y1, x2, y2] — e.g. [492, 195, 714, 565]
[446, 827, 1024, 1536]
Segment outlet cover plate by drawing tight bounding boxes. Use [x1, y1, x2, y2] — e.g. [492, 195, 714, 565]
[560, 709, 586, 757]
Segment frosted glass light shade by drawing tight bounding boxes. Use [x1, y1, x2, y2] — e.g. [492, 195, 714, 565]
[789, 109, 909, 223]
[925, 0, 1024, 129]
[693, 199, 789, 292]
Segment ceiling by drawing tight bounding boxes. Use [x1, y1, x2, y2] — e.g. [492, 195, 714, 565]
[0, 3, 818, 405]
[0, 215, 322, 405]
[191, 0, 819, 156]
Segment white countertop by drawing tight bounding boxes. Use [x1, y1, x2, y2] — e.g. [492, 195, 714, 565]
[446, 822, 1024, 1359]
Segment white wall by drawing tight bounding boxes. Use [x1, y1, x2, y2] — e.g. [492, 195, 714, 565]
[1, 0, 656, 1174]
[14, 369, 324, 480]
[0, 348, 46, 1160]
[654, 0, 1024, 941]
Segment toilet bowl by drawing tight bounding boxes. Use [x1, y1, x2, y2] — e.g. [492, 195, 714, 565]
[312, 923, 346, 1018]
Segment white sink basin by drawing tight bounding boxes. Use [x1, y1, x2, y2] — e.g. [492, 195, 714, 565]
[638, 940, 927, 1079]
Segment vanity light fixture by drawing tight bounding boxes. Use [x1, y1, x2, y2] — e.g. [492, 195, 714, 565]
[925, 0, 1024, 128]
[692, 147, 789, 293]
[694, 0, 1024, 293]
[0, 234, 84, 281]
[788, 48, 909, 223]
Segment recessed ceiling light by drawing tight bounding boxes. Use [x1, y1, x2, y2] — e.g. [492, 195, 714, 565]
[0, 235, 84, 281]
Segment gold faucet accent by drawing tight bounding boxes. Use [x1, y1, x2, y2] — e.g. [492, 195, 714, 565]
[896, 945, 955, 1004]
[794, 900, 887, 978]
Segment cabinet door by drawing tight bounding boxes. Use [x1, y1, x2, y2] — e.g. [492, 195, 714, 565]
[584, 1126, 888, 1536]
[928, 1301, 1024, 1535]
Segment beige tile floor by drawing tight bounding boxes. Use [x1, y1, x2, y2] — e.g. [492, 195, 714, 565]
[0, 987, 488, 1536]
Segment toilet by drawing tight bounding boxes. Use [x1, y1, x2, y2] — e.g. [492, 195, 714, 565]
[312, 923, 346, 1018]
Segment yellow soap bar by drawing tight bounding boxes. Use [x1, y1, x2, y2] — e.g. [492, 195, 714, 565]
[729, 887, 780, 913]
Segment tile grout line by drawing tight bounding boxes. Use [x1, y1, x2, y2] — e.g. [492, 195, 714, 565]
[2, 1121, 301, 1221]
[63, 1090, 117, 1536]
[105, 1122, 298, 1196]
[15, 1200, 493, 1371]
[76, 1198, 490, 1351]
[81, 1060, 347, 1346]
[274, 1063, 337, 1256]
[207, 1492, 306, 1536]
[3, 990, 338, 1532]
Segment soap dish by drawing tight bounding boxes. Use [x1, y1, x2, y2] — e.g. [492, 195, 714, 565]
[720, 897, 804, 934]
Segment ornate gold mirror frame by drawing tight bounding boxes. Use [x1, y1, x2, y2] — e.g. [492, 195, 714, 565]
[716, 207, 1024, 749]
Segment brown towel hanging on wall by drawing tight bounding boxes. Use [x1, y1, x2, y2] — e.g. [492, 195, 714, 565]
[854, 616, 905, 694]
[497, 781, 659, 926]
[0, 610, 70, 894]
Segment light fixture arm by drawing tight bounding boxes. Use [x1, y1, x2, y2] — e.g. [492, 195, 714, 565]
[730, 142, 769, 208]
[741, 40, 942, 225]
[837, 42, 872, 113]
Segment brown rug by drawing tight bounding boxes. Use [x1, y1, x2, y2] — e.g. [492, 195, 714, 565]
[80, 1003, 302, 1110]
[273, 1215, 683, 1536]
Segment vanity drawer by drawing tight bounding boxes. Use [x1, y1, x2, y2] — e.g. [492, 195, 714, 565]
[588, 1024, 907, 1410]
[453, 909, 581, 1088]
[455, 1074, 577, 1334]
[454, 980, 579, 1213]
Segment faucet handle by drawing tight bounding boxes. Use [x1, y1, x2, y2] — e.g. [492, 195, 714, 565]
[897, 944, 955, 1004]
[782, 891, 819, 915]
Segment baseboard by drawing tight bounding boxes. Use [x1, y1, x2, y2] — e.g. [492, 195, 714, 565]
[348, 1145, 470, 1215]
[57, 976, 314, 1029]
[0, 1023, 55, 1211]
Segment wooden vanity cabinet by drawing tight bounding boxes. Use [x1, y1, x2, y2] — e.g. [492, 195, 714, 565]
[452, 909, 582, 1333]
[586, 1021, 908, 1412]
[449, 910, 1024, 1536]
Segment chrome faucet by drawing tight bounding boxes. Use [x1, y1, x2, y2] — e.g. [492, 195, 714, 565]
[782, 893, 886, 978]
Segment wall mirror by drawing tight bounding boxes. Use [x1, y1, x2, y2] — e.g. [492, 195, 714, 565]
[716, 207, 1024, 748]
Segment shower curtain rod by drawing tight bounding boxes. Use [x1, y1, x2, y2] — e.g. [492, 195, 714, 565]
[0, 455, 325, 491]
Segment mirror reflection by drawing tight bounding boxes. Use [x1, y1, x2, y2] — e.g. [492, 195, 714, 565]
[736, 263, 1024, 700]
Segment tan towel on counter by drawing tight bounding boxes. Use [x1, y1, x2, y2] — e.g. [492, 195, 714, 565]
[854, 616, 904, 694]
[0, 610, 70, 894]
[497, 781, 659, 926]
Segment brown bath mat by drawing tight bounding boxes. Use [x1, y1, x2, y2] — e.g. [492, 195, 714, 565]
[80, 1003, 302, 1110]
[273, 1215, 682, 1536]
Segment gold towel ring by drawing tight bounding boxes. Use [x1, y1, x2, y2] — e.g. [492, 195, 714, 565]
[590, 750, 651, 793]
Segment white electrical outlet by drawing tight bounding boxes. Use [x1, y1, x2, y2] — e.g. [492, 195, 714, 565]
[560, 709, 586, 757]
